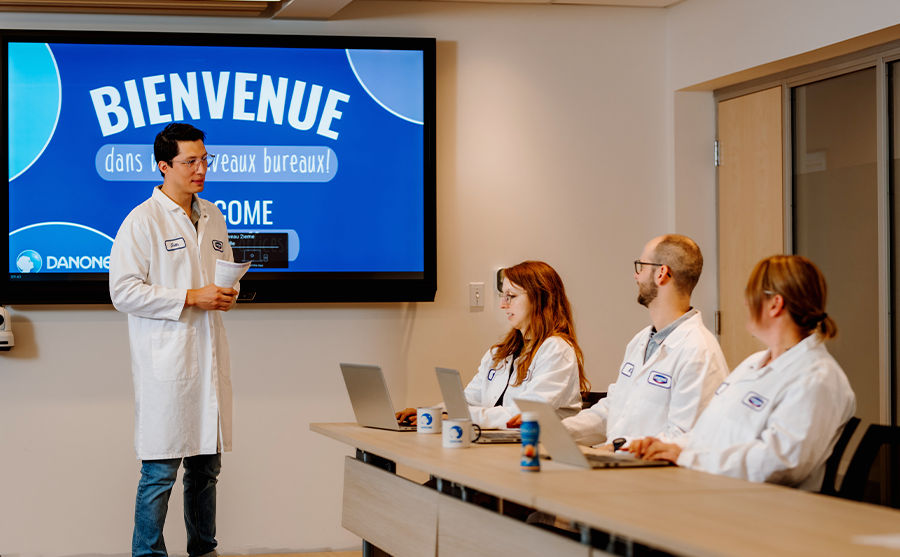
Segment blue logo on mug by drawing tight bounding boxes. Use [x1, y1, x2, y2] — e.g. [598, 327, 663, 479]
[423, 413, 433, 426]
[450, 425, 463, 440]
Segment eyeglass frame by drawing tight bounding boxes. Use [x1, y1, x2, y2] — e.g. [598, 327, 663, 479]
[168, 153, 216, 170]
[633, 260, 667, 274]
[498, 291, 521, 305]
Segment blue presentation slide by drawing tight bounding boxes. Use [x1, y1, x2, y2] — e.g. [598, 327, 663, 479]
[8, 42, 425, 275]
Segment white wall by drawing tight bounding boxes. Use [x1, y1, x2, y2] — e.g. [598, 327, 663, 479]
[667, 0, 900, 91]
[0, 4, 669, 555]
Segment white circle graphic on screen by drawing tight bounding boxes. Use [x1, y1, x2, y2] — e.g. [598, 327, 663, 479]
[8, 42, 62, 181]
[16, 250, 43, 273]
[346, 49, 424, 125]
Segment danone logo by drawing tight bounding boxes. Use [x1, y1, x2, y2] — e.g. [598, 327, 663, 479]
[45, 255, 110, 270]
[17, 249, 108, 271]
[10, 222, 114, 274]
[742, 391, 769, 411]
[647, 371, 672, 389]
[15, 250, 42, 273]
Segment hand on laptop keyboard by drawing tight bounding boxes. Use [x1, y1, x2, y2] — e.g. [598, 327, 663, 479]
[396, 407, 417, 426]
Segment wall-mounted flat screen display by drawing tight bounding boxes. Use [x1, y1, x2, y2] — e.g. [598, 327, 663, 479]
[2, 30, 436, 303]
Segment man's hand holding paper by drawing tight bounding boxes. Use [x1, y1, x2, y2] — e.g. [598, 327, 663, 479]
[215, 260, 251, 288]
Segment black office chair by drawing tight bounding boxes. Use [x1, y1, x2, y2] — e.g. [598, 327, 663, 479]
[820, 416, 860, 496]
[581, 391, 607, 409]
[836, 423, 900, 508]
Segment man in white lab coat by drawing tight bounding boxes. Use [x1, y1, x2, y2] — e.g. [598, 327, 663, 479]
[562, 234, 728, 446]
[109, 123, 237, 557]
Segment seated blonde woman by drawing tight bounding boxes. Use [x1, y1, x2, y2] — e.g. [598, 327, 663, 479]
[629, 255, 855, 491]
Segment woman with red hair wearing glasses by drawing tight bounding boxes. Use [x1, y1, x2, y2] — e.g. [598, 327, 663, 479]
[629, 255, 855, 490]
[398, 260, 589, 429]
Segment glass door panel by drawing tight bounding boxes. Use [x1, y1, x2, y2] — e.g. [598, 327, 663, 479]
[792, 68, 880, 428]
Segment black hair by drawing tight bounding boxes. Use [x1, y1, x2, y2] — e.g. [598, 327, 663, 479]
[154, 123, 206, 176]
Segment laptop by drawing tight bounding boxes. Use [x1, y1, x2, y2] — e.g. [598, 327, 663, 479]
[339, 363, 416, 431]
[514, 398, 672, 469]
[435, 367, 521, 444]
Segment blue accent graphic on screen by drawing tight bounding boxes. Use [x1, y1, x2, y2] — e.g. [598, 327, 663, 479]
[10, 222, 114, 273]
[9, 43, 425, 275]
[346, 49, 424, 124]
[8, 43, 61, 181]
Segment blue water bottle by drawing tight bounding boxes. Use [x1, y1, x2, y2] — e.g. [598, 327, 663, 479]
[520, 411, 540, 471]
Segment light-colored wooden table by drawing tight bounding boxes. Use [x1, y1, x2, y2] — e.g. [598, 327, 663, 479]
[312, 422, 900, 557]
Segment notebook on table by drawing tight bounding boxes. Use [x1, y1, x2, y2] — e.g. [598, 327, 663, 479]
[339, 363, 416, 431]
[514, 398, 672, 469]
[435, 367, 521, 444]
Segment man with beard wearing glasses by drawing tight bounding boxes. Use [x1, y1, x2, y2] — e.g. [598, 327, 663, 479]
[562, 234, 728, 448]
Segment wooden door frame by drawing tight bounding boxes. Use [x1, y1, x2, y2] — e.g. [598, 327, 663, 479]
[714, 58, 893, 424]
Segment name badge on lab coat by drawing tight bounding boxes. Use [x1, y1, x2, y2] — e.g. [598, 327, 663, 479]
[165, 237, 186, 251]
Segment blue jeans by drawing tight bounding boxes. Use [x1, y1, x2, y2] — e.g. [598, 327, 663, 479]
[133, 453, 221, 557]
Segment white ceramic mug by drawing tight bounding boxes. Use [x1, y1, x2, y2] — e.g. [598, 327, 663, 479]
[417, 407, 442, 434]
[442, 419, 482, 448]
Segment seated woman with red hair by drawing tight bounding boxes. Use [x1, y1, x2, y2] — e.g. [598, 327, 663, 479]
[398, 260, 590, 429]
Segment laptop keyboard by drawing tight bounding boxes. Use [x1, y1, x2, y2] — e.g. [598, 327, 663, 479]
[585, 452, 634, 464]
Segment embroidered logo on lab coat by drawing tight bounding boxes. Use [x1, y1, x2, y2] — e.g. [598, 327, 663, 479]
[742, 391, 769, 411]
[165, 237, 186, 251]
[212, 239, 224, 252]
[487, 368, 497, 381]
[620, 362, 635, 377]
[647, 371, 672, 389]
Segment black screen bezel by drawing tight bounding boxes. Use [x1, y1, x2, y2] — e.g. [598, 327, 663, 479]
[1, 29, 436, 304]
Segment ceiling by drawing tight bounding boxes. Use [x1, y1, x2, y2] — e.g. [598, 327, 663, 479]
[0, 0, 682, 20]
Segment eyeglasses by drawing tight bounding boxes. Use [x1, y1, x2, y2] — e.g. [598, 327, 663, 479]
[634, 260, 665, 274]
[170, 154, 216, 170]
[498, 292, 520, 304]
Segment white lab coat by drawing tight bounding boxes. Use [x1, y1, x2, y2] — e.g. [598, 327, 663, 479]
[110, 186, 235, 460]
[563, 311, 728, 446]
[674, 334, 856, 490]
[464, 336, 582, 429]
